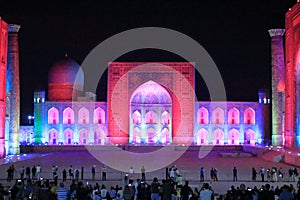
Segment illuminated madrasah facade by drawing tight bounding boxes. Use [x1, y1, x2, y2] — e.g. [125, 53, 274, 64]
[0, 2, 300, 157]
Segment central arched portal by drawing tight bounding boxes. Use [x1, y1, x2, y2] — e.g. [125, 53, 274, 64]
[129, 81, 172, 144]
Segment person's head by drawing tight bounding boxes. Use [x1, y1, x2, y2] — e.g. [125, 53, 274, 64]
[203, 183, 209, 189]
[101, 184, 106, 189]
[240, 184, 246, 191]
[153, 177, 158, 182]
[59, 182, 64, 187]
[185, 181, 189, 185]
[265, 184, 270, 190]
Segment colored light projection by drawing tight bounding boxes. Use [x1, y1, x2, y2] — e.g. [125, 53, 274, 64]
[129, 81, 172, 144]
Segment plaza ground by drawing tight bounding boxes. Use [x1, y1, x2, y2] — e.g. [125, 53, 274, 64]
[0, 147, 299, 195]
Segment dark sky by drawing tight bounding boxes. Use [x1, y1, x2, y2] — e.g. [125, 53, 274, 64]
[0, 0, 296, 124]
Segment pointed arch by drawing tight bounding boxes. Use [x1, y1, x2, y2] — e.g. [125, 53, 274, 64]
[161, 111, 170, 125]
[132, 127, 142, 144]
[94, 128, 106, 145]
[93, 107, 105, 124]
[145, 111, 157, 124]
[63, 128, 74, 145]
[244, 108, 255, 124]
[212, 107, 224, 124]
[160, 128, 170, 144]
[196, 128, 208, 145]
[213, 128, 224, 145]
[63, 107, 74, 124]
[79, 128, 89, 145]
[228, 128, 240, 145]
[48, 128, 58, 144]
[48, 107, 59, 124]
[197, 107, 209, 124]
[228, 107, 240, 124]
[146, 128, 157, 143]
[78, 107, 89, 124]
[245, 129, 255, 145]
[132, 110, 141, 124]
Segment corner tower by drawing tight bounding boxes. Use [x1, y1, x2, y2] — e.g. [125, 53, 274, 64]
[268, 29, 285, 146]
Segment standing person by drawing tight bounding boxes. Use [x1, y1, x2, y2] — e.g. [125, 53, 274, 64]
[57, 182, 70, 200]
[75, 169, 80, 182]
[213, 168, 218, 181]
[181, 181, 192, 200]
[68, 165, 74, 180]
[92, 165, 96, 180]
[36, 164, 41, 180]
[293, 168, 298, 182]
[233, 167, 237, 182]
[141, 166, 146, 181]
[278, 168, 283, 181]
[19, 166, 25, 180]
[102, 165, 107, 181]
[25, 166, 31, 180]
[252, 168, 257, 181]
[200, 167, 205, 182]
[161, 179, 172, 200]
[62, 169, 67, 182]
[32, 165, 37, 180]
[150, 177, 160, 200]
[6, 166, 12, 182]
[52, 165, 57, 180]
[11, 164, 15, 180]
[129, 166, 134, 178]
[260, 167, 265, 182]
[200, 183, 213, 200]
[210, 168, 214, 181]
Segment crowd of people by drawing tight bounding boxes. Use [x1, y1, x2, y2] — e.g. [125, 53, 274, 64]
[0, 164, 300, 199]
[0, 176, 300, 200]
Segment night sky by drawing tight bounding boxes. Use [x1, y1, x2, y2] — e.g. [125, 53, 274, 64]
[0, 0, 296, 124]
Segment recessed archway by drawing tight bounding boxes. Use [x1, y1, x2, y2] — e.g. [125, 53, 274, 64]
[129, 80, 172, 144]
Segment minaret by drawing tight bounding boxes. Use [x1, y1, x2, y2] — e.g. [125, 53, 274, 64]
[268, 29, 285, 146]
[6, 24, 20, 155]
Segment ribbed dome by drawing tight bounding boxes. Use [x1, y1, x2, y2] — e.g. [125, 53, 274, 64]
[131, 81, 171, 104]
[48, 57, 82, 84]
[48, 56, 84, 102]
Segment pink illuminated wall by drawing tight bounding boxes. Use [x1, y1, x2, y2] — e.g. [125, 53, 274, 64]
[63, 107, 74, 124]
[0, 20, 7, 158]
[197, 107, 209, 124]
[212, 107, 225, 124]
[48, 107, 59, 124]
[285, 3, 300, 147]
[244, 108, 255, 124]
[228, 108, 240, 124]
[107, 62, 195, 144]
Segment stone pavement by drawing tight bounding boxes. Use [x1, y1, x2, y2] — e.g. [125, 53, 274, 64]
[0, 149, 298, 195]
